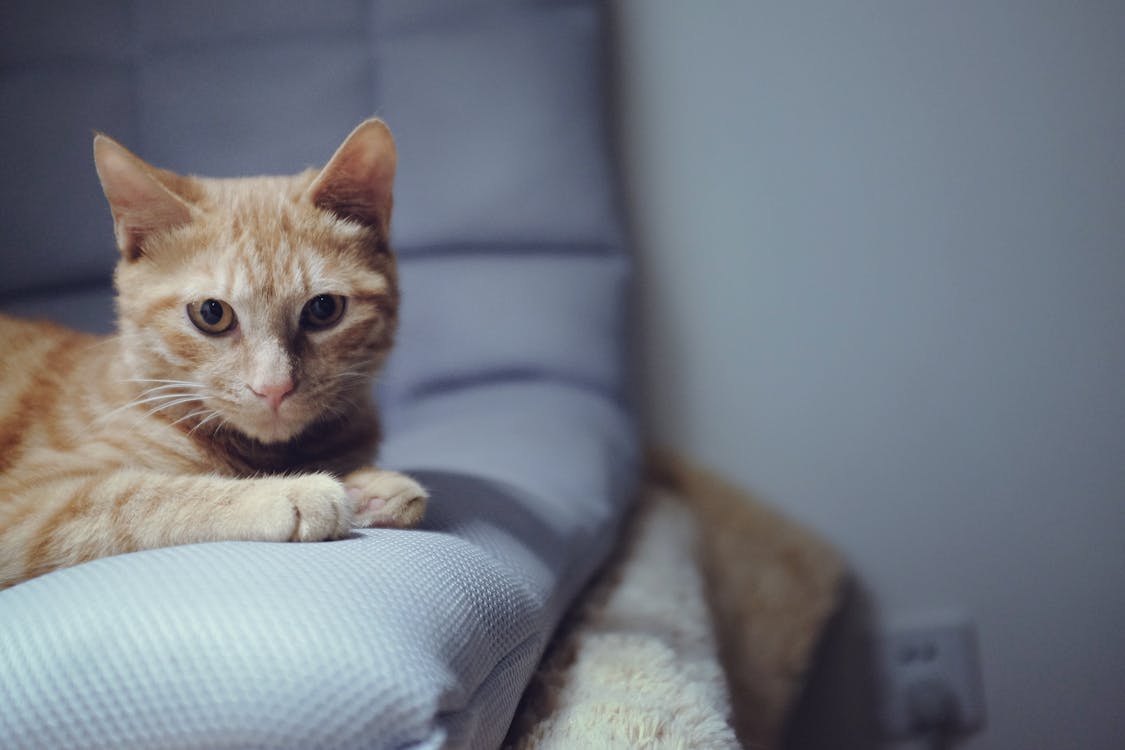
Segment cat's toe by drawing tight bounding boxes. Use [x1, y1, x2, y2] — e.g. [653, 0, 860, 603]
[286, 474, 353, 541]
[243, 474, 351, 542]
[345, 469, 428, 529]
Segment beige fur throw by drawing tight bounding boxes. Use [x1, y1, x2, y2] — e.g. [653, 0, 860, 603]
[508, 453, 846, 749]
[508, 487, 741, 748]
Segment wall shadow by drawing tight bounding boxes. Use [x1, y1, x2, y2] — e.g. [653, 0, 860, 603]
[785, 578, 881, 750]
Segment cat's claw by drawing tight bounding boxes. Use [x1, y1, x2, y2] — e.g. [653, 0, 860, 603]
[344, 468, 428, 529]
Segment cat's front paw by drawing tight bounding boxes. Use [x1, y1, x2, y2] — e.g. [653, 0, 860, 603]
[249, 473, 353, 542]
[344, 468, 428, 529]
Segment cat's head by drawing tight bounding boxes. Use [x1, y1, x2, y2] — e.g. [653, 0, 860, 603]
[94, 120, 399, 444]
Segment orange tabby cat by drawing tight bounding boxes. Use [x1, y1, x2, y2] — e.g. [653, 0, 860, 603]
[0, 119, 427, 590]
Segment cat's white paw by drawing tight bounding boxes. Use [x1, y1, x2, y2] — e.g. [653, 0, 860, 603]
[248, 473, 353, 542]
[344, 468, 428, 529]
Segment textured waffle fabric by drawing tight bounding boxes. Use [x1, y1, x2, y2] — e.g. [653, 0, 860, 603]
[0, 1, 638, 747]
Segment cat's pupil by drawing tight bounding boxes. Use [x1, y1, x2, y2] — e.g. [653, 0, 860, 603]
[310, 295, 335, 319]
[201, 300, 224, 325]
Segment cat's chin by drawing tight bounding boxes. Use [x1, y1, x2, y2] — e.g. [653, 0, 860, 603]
[242, 425, 303, 445]
[232, 410, 309, 445]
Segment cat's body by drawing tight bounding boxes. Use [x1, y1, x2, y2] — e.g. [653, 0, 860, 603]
[0, 119, 426, 590]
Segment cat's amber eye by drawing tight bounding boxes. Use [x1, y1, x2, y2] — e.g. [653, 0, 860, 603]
[187, 299, 237, 335]
[301, 294, 347, 330]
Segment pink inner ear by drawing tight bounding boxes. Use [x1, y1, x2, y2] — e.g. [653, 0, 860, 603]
[94, 135, 193, 259]
[305, 119, 397, 230]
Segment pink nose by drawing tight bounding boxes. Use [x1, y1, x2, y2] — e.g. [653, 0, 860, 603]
[250, 379, 295, 411]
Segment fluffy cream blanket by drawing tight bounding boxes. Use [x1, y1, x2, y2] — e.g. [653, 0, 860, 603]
[507, 454, 845, 749]
[508, 488, 741, 748]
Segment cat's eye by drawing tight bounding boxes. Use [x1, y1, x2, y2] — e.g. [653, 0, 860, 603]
[187, 299, 237, 335]
[301, 294, 347, 330]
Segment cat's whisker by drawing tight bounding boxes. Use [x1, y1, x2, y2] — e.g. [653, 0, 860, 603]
[138, 392, 202, 405]
[126, 378, 208, 390]
[127, 378, 204, 384]
[326, 370, 373, 381]
[93, 391, 204, 425]
[135, 383, 208, 398]
[189, 410, 226, 436]
[322, 394, 363, 423]
[169, 409, 214, 428]
[327, 376, 374, 390]
[144, 396, 206, 418]
[123, 379, 208, 404]
[321, 404, 344, 420]
[319, 367, 371, 380]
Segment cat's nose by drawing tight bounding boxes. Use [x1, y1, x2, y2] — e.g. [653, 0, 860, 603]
[249, 378, 295, 411]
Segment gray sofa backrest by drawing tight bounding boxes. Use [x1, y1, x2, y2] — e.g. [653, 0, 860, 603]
[1, 0, 630, 424]
[0, 0, 622, 296]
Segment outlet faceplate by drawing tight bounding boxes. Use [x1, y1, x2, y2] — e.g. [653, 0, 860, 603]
[875, 620, 985, 738]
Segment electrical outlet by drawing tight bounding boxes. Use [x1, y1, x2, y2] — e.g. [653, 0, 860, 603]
[874, 620, 985, 739]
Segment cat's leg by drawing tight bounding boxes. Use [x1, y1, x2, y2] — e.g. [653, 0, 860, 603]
[343, 467, 428, 528]
[2, 469, 353, 587]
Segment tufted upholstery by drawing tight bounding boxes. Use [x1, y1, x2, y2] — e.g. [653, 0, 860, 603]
[0, 1, 638, 748]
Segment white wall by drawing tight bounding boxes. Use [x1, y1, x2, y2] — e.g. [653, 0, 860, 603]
[613, 2, 1125, 748]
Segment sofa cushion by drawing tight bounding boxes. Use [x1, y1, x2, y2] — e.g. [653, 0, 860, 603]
[0, 382, 637, 749]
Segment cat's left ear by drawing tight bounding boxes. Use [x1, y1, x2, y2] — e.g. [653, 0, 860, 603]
[304, 118, 397, 233]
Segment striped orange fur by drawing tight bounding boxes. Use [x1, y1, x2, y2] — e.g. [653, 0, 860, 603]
[0, 119, 426, 589]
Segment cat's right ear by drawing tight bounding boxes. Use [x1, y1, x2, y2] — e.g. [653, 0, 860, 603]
[93, 135, 194, 261]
